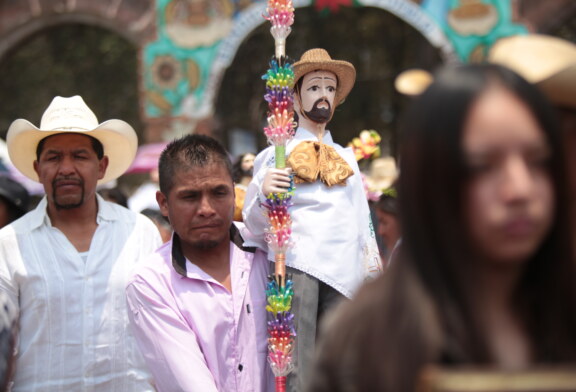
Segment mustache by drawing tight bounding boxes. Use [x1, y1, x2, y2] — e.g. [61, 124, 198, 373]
[52, 176, 83, 187]
[191, 218, 224, 228]
[313, 98, 331, 112]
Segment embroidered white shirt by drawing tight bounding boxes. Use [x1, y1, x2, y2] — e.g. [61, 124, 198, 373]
[0, 195, 162, 391]
[242, 127, 382, 298]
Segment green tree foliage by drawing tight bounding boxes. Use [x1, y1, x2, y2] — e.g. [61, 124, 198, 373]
[0, 23, 141, 141]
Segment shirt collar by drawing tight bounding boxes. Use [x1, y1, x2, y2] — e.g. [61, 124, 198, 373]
[28, 193, 119, 230]
[171, 224, 257, 278]
[295, 126, 335, 144]
[94, 194, 120, 223]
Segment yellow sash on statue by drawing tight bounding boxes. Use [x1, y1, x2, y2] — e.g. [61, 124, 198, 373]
[287, 141, 354, 187]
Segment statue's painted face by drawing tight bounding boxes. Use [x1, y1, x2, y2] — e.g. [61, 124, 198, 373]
[299, 70, 337, 124]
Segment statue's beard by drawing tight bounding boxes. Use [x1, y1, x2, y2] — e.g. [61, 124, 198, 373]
[303, 99, 332, 123]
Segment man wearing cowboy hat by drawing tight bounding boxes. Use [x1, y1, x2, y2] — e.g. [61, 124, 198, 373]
[243, 48, 382, 391]
[0, 96, 162, 391]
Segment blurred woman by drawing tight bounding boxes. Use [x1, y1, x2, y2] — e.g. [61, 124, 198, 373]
[307, 64, 576, 391]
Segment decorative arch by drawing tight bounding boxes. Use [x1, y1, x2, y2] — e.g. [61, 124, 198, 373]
[194, 0, 454, 120]
[0, 1, 154, 61]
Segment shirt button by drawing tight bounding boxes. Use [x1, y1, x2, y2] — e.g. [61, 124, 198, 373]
[238, 364, 243, 372]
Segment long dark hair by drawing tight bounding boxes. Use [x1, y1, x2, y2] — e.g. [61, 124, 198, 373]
[308, 64, 576, 392]
[399, 62, 576, 360]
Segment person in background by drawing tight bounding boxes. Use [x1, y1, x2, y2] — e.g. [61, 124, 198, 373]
[140, 208, 172, 243]
[232, 152, 255, 221]
[374, 190, 400, 266]
[307, 64, 576, 391]
[0, 95, 162, 391]
[0, 176, 29, 228]
[128, 168, 161, 213]
[98, 186, 129, 208]
[126, 135, 273, 391]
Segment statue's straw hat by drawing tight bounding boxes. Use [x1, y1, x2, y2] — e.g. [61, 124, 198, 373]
[293, 48, 356, 105]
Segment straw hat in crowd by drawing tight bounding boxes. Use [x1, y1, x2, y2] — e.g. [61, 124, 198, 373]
[394, 34, 576, 111]
[489, 34, 576, 109]
[6, 96, 138, 185]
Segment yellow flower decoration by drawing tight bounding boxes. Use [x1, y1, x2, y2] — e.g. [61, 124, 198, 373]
[348, 130, 381, 161]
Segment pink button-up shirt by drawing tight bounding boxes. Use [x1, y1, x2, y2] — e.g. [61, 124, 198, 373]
[126, 227, 274, 392]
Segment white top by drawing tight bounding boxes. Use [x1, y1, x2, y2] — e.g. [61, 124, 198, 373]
[0, 194, 162, 391]
[242, 127, 382, 298]
[128, 182, 159, 213]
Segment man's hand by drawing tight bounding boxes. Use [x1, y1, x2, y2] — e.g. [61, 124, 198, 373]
[262, 168, 292, 195]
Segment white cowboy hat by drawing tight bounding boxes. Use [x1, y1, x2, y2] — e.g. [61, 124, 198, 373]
[489, 34, 576, 109]
[6, 95, 138, 184]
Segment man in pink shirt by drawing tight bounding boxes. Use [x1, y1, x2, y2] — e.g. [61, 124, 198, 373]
[126, 134, 274, 391]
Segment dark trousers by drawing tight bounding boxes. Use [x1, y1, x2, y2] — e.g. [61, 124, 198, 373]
[281, 265, 346, 392]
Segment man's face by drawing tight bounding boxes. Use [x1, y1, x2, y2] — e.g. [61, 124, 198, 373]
[298, 70, 337, 124]
[157, 162, 235, 253]
[33, 133, 108, 210]
[241, 153, 255, 174]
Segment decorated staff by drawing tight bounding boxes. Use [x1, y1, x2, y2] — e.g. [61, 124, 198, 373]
[262, 1, 297, 391]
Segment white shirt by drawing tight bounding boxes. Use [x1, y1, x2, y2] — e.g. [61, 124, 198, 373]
[0, 195, 162, 391]
[242, 127, 382, 298]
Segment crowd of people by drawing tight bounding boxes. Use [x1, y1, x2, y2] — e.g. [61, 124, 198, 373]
[0, 33, 575, 392]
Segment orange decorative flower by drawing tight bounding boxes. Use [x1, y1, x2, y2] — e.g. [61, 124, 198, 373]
[348, 130, 381, 161]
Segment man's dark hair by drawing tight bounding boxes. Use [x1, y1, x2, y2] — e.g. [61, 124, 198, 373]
[36, 133, 104, 161]
[375, 193, 398, 216]
[98, 187, 128, 208]
[158, 134, 233, 195]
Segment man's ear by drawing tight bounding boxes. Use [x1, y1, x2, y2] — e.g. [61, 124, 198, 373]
[33, 160, 39, 178]
[98, 156, 110, 180]
[156, 190, 169, 217]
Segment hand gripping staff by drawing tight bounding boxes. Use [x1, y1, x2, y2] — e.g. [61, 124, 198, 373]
[262, 1, 297, 391]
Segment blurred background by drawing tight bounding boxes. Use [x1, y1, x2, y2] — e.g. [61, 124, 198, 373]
[0, 0, 575, 193]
